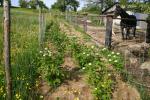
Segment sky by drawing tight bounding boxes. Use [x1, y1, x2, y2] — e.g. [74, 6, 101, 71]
[11, 0, 86, 10]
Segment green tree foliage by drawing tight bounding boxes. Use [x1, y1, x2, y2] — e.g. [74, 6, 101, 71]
[38, 1, 48, 9]
[82, 4, 101, 14]
[128, 2, 150, 13]
[51, 0, 79, 12]
[19, 0, 28, 8]
[104, 0, 113, 8]
[0, 0, 3, 6]
[68, 0, 79, 11]
[19, 0, 48, 9]
[84, 0, 114, 14]
[29, 0, 37, 9]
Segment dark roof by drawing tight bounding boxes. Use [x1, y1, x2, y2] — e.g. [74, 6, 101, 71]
[102, 2, 119, 14]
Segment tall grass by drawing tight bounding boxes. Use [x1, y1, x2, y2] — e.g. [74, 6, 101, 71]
[0, 7, 42, 99]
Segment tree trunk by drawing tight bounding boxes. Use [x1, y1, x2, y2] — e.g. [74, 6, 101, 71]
[3, 0, 12, 99]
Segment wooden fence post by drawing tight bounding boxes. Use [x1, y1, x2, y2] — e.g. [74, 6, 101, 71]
[3, 0, 12, 99]
[146, 21, 150, 43]
[105, 15, 113, 49]
[39, 7, 43, 49]
[41, 10, 45, 44]
[75, 14, 78, 27]
[83, 13, 88, 32]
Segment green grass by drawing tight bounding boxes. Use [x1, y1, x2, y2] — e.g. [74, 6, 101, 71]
[0, 7, 42, 99]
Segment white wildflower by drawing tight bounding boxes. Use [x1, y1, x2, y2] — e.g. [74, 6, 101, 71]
[48, 51, 51, 56]
[39, 51, 43, 53]
[40, 95, 43, 98]
[48, 53, 51, 57]
[88, 63, 92, 66]
[108, 54, 111, 57]
[87, 54, 90, 56]
[108, 74, 111, 76]
[43, 54, 46, 57]
[82, 67, 85, 70]
[83, 52, 86, 55]
[95, 53, 99, 55]
[113, 55, 116, 58]
[108, 59, 112, 62]
[102, 48, 106, 51]
[91, 46, 94, 49]
[95, 88, 97, 90]
[114, 60, 118, 63]
[116, 52, 120, 55]
[44, 48, 48, 50]
[111, 52, 115, 54]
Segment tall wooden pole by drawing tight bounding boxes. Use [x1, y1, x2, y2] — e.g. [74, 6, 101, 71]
[146, 21, 150, 43]
[105, 15, 113, 49]
[3, 0, 12, 99]
[83, 13, 88, 32]
[39, 7, 42, 49]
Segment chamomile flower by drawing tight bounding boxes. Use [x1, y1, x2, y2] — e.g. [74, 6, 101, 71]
[108, 54, 111, 57]
[44, 48, 48, 50]
[116, 52, 120, 55]
[91, 45, 94, 49]
[82, 67, 85, 70]
[102, 48, 106, 51]
[88, 63, 92, 66]
[111, 52, 115, 54]
[114, 60, 118, 63]
[108, 74, 111, 76]
[87, 54, 90, 56]
[108, 59, 112, 62]
[40, 95, 44, 98]
[39, 51, 43, 53]
[113, 55, 116, 58]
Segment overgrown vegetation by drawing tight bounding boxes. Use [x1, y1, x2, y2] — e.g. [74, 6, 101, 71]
[0, 8, 42, 99]
[40, 17, 124, 99]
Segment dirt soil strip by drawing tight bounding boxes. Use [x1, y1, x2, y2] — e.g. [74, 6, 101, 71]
[39, 20, 141, 100]
[60, 22, 141, 100]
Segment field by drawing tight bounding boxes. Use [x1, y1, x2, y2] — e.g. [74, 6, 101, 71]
[0, 7, 150, 100]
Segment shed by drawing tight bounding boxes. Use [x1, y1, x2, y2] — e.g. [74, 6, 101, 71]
[102, 3, 148, 30]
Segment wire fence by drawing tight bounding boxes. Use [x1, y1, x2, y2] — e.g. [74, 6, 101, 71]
[0, 7, 150, 99]
[62, 12, 150, 99]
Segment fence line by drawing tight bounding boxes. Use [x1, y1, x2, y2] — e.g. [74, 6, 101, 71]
[62, 12, 150, 98]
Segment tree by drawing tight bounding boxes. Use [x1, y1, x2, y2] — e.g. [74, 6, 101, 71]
[68, 0, 79, 11]
[84, 0, 114, 14]
[120, 0, 127, 7]
[19, 0, 28, 8]
[51, 0, 79, 12]
[38, 1, 48, 9]
[29, 0, 36, 9]
[0, 0, 3, 6]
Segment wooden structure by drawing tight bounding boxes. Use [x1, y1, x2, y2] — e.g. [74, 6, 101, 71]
[105, 15, 113, 49]
[3, 0, 12, 99]
[104, 15, 150, 49]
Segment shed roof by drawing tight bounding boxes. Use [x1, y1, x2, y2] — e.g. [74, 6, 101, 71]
[102, 2, 119, 14]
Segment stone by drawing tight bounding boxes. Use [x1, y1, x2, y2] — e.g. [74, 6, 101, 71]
[128, 42, 150, 57]
[140, 61, 150, 72]
[129, 57, 139, 68]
